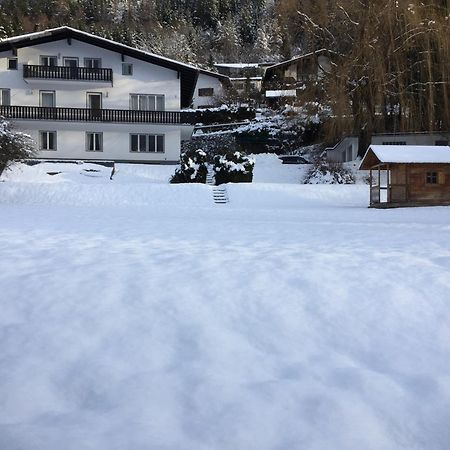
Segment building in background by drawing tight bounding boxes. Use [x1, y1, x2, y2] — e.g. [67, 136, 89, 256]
[192, 69, 229, 108]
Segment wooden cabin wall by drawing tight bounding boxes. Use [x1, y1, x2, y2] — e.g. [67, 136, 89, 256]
[407, 164, 450, 203]
[390, 164, 408, 202]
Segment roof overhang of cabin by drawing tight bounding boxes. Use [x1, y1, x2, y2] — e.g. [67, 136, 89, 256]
[0, 26, 199, 108]
[359, 145, 450, 170]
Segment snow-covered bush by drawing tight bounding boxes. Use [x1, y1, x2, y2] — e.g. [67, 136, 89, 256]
[0, 119, 35, 175]
[213, 151, 255, 185]
[170, 148, 208, 183]
[303, 158, 355, 184]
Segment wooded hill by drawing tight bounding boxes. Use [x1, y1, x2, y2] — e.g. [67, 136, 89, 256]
[1, 0, 450, 141]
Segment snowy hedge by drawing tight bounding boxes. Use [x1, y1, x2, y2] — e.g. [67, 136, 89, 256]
[170, 148, 208, 183]
[303, 159, 355, 184]
[213, 151, 254, 185]
[0, 119, 35, 175]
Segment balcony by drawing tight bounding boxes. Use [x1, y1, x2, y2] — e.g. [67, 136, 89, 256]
[23, 64, 113, 83]
[0, 105, 197, 125]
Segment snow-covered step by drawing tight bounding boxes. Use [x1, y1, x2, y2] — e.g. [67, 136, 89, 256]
[212, 186, 229, 204]
[206, 166, 215, 186]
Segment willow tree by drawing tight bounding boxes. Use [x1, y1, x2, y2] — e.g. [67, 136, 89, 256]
[296, 0, 450, 150]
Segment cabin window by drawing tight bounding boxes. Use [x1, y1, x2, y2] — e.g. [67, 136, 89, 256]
[122, 63, 133, 75]
[426, 172, 438, 184]
[198, 88, 214, 97]
[85, 58, 102, 69]
[40, 131, 57, 151]
[0, 88, 11, 105]
[7, 58, 18, 70]
[86, 132, 103, 152]
[130, 134, 164, 153]
[130, 94, 165, 111]
[382, 141, 406, 145]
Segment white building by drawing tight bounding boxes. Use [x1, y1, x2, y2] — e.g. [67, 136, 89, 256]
[0, 27, 202, 163]
[192, 69, 229, 108]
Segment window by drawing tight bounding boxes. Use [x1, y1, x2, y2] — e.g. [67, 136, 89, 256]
[63, 57, 78, 67]
[130, 94, 165, 111]
[435, 140, 448, 146]
[426, 172, 438, 184]
[40, 91, 55, 107]
[7, 58, 18, 70]
[122, 63, 133, 75]
[40, 56, 58, 67]
[0, 88, 11, 105]
[86, 132, 103, 152]
[382, 141, 406, 145]
[130, 134, 164, 153]
[87, 92, 102, 109]
[84, 58, 102, 69]
[40, 131, 57, 151]
[198, 88, 214, 97]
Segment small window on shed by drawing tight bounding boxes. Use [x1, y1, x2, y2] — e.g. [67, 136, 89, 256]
[198, 88, 214, 97]
[426, 172, 438, 184]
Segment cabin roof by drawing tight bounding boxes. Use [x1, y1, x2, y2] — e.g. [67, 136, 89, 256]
[0, 26, 201, 108]
[360, 145, 450, 169]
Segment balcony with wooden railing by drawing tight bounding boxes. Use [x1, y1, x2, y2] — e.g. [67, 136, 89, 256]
[0, 105, 197, 125]
[23, 64, 113, 83]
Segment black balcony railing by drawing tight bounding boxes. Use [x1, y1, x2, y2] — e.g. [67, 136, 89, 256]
[0, 105, 197, 125]
[23, 64, 113, 83]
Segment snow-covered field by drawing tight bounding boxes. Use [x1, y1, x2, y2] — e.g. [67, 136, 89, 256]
[1, 156, 450, 450]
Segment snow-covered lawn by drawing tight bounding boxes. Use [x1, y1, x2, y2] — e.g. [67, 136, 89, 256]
[1, 158, 450, 450]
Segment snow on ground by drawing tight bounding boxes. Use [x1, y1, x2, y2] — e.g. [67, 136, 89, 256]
[1, 158, 450, 450]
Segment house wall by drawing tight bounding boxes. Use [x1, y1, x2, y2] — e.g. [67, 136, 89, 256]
[192, 73, 224, 108]
[327, 137, 359, 162]
[14, 121, 183, 162]
[371, 133, 450, 146]
[0, 37, 188, 162]
[0, 39, 181, 109]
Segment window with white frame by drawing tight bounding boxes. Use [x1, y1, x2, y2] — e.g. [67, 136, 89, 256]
[122, 63, 133, 75]
[40, 90, 55, 107]
[40, 55, 58, 67]
[40, 131, 57, 151]
[86, 132, 103, 152]
[130, 134, 164, 153]
[0, 88, 11, 105]
[84, 58, 102, 69]
[130, 94, 165, 111]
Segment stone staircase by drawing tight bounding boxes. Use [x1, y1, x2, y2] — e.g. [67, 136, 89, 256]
[206, 166, 229, 204]
[212, 186, 229, 204]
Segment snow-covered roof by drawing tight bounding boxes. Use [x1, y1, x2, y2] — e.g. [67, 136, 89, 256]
[0, 26, 196, 71]
[265, 49, 329, 72]
[265, 90, 297, 98]
[230, 77, 263, 81]
[214, 63, 260, 69]
[360, 145, 450, 169]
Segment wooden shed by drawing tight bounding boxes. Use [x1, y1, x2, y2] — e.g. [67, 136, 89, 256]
[360, 145, 450, 208]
